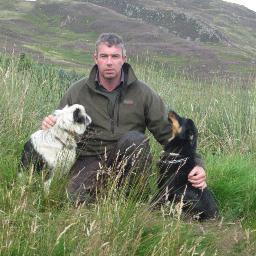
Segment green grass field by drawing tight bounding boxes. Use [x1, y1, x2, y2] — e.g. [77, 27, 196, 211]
[0, 53, 256, 255]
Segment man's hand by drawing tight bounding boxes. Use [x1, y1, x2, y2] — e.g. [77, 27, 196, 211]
[188, 165, 207, 190]
[42, 115, 57, 130]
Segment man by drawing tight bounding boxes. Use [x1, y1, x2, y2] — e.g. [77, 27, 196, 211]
[42, 33, 206, 203]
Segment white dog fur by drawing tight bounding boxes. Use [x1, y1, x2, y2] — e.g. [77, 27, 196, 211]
[21, 104, 91, 192]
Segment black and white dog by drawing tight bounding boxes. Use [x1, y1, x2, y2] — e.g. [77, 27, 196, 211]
[20, 104, 91, 192]
[157, 111, 219, 220]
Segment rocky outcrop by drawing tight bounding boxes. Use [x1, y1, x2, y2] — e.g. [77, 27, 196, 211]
[88, 0, 229, 43]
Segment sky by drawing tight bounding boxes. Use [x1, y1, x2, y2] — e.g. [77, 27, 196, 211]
[223, 0, 256, 12]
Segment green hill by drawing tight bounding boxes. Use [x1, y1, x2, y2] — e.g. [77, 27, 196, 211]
[0, 0, 256, 80]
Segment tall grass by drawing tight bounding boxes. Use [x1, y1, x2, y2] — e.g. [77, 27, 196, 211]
[0, 53, 256, 255]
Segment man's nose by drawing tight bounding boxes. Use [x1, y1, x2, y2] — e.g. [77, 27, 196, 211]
[107, 56, 113, 65]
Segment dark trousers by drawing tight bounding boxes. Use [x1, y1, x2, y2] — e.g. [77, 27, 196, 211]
[67, 131, 152, 204]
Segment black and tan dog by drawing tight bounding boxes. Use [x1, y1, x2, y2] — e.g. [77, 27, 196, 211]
[157, 111, 219, 220]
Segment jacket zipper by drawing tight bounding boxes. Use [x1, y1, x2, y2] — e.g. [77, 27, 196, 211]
[110, 93, 121, 134]
[110, 118, 115, 134]
[110, 100, 115, 134]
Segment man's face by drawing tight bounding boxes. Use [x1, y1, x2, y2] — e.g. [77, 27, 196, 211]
[94, 43, 126, 81]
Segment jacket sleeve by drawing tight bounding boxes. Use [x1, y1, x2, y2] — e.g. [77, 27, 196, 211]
[57, 78, 87, 109]
[195, 153, 205, 168]
[144, 86, 172, 147]
[58, 89, 73, 109]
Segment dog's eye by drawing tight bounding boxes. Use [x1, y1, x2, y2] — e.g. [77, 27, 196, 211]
[77, 116, 85, 124]
[73, 108, 85, 124]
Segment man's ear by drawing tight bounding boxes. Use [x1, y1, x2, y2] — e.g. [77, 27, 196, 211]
[93, 52, 98, 63]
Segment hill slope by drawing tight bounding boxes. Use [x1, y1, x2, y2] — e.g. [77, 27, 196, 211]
[0, 0, 255, 79]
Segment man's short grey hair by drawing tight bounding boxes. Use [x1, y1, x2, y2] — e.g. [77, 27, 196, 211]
[95, 33, 126, 57]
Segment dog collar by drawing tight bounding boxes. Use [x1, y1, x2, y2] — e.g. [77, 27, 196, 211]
[54, 136, 75, 150]
[160, 157, 188, 165]
[159, 152, 188, 165]
[165, 152, 180, 157]
[63, 129, 76, 138]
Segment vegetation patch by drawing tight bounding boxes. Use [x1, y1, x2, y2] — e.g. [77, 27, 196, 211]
[0, 54, 255, 254]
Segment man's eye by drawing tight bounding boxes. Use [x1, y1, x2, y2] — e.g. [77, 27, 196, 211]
[100, 55, 108, 58]
[112, 55, 120, 59]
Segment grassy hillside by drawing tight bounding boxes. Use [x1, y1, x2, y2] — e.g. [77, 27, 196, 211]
[0, 0, 255, 79]
[0, 54, 256, 255]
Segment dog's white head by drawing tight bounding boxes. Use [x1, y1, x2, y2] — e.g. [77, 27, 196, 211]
[54, 104, 91, 136]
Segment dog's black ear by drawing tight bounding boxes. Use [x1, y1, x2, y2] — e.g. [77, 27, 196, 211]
[185, 119, 198, 149]
[73, 108, 85, 124]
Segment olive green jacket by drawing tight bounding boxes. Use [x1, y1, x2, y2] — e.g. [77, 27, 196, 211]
[58, 63, 171, 156]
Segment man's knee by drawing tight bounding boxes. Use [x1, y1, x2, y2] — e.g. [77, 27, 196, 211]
[114, 131, 152, 170]
[117, 131, 149, 153]
[67, 156, 101, 204]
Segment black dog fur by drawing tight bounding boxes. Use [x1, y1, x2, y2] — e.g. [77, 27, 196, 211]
[157, 111, 219, 220]
[21, 139, 46, 172]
